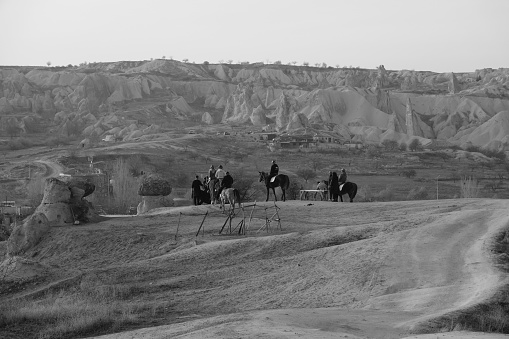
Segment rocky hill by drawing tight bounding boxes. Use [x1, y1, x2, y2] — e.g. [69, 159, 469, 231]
[1, 60, 509, 149]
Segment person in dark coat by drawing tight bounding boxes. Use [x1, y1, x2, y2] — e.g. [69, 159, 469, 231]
[269, 160, 279, 182]
[331, 172, 340, 202]
[328, 171, 333, 201]
[191, 175, 203, 205]
[222, 171, 234, 189]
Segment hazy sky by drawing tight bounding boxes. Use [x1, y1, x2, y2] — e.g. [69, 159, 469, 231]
[1, 0, 507, 73]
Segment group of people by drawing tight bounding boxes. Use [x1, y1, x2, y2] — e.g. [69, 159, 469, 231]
[314, 169, 347, 202]
[191, 164, 234, 205]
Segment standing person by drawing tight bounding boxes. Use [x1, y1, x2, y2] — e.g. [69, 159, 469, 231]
[316, 180, 327, 200]
[215, 165, 226, 187]
[331, 172, 340, 202]
[269, 160, 279, 182]
[191, 175, 203, 205]
[328, 171, 333, 201]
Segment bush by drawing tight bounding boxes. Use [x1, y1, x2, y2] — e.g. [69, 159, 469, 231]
[381, 139, 398, 151]
[407, 186, 429, 200]
[8, 137, 33, 150]
[373, 185, 394, 202]
[399, 142, 407, 151]
[357, 185, 373, 202]
[401, 169, 417, 178]
[408, 139, 422, 151]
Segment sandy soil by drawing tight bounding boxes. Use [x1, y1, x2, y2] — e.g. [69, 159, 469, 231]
[3, 199, 508, 339]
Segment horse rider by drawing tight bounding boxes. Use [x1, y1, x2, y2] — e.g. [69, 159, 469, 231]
[215, 165, 226, 186]
[191, 175, 203, 205]
[269, 160, 279, 182]
[339, 168, 347, 187]
[222, 171, 233, 189]
[208, 165, 216, 181]
[216, 170, 233, 198]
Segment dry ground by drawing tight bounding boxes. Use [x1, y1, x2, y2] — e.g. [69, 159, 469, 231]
[1, 198, 508, 339]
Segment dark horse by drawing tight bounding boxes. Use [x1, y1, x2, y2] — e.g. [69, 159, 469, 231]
[259, 171, 290, 202]
[338, 182, 358, 202]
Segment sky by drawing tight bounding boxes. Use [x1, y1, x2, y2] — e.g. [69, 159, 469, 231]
[0, 0, 508, 73]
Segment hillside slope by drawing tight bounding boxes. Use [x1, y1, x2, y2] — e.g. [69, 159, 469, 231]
[2, 199, 507, 339]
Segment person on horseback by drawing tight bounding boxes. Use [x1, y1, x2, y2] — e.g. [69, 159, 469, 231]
[269, 160, 279, 182]
[339, 168, 347, 186]
[215, 165, 226, 187]
[217, 170, 233, 199]
[222, 171, 233, 189]
[208, 165, 216, 181]
[191, 175, 204, 205]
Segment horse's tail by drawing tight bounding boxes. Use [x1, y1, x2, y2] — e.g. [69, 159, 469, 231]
[282, 175, 290, 190]
[351, 183, 358, 200]
[234, 188, 241, 207]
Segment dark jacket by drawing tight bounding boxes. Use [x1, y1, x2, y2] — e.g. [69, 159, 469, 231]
[192, 179, 203, 192]
[339, 172, 347, 184]
[331, 172, 339, 194]
[270, 163, 279, 176]
[222, 174, 234, 188]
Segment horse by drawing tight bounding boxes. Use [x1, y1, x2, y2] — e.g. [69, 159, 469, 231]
[219, 188, 241, 212]
[338, 182, 358, 202]
[259, 171, 290, 202]
[208, 178, 220, 204]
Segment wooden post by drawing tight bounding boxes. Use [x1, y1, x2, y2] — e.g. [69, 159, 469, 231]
[175, 212, 182, 240]
[247, 201, 256, 232]
[195, 211, 208, 237]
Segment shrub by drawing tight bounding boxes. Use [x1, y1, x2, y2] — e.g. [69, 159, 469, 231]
[407, 186, 429, 200]
[408, 138, 422, 151]
[373, 185, 394, 202]
[401, 169, 417, 178]
[399, 142, 407, 151]
[296, 168, 317, 183]
[381, 139, 398, 151]
[357, 185, 373, 202]
[8, 137, 32, 150]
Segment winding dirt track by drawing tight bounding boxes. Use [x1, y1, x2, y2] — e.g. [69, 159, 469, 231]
[85, 199, 508, 339]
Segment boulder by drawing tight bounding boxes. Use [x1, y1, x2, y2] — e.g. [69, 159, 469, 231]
[137, 196, 168, 214]
[202, 112, 214, 124]
[34, 202, 74, 226]
[7, 213, 50, 256]
[41, 178, 70, 204]
[138, 174, 172, 196]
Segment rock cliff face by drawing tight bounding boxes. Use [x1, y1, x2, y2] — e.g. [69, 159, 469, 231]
[1, 61, 509, 149]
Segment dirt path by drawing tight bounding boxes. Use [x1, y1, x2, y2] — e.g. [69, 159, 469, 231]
[86, 199, 509, 339]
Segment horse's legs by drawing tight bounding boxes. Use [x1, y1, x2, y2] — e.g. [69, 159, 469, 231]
[272, 187, 277, 201]
[281, 189, 286, 202]
[339, 194, 343, 202]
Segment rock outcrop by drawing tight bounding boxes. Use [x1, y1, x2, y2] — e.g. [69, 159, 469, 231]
[137, 174, 172, 214]
[33, 177, 98, 226]
[7, 213, 50, 256]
